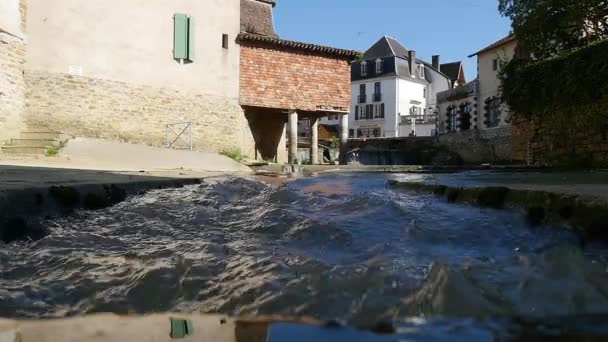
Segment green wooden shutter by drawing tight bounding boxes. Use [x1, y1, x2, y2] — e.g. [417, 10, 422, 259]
[174, 14, 188, 60]
[187, 16, 195, 61]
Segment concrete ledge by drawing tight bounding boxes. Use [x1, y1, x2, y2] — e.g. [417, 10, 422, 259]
[0, 165, 212, 244]
[388, 180, 608, 241]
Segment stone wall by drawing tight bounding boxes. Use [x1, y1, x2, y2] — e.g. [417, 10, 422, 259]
[24, 72, 255, 156]
[512, 109, 608, 167]
[438, 127, 512, 164]
[0, 32, 26, 141]
[347, 126, 512, 165]
[240, 43, 352, 112]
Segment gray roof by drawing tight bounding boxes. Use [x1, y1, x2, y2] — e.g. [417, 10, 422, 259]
[440, 62, 462, 82]
[363, 36, 409, 60]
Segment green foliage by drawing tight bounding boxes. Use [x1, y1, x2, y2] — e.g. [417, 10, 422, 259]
[330, 137, 341, 150]
[498, 0, 608, 60]
[446, 88, 471, 102]
[220, 147, 243, 161]
[500, 39, 608, 115]
[45, 141, 66, 157]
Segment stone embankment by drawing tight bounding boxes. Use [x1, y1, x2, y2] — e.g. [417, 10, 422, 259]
[0, 163, 234, 244]
[389, 181, 608, 240]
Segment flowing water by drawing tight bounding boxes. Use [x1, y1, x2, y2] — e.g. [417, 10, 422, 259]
[1, 173, 608, 338]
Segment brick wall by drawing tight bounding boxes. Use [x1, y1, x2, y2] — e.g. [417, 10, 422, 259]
[512, 109, 608, 167]
[24, 72, 256, 156]
[0, 32, 26, 141]
[240, 43, 351, 112]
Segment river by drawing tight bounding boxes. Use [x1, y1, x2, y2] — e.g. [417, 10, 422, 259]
[1, 173, 608, 338]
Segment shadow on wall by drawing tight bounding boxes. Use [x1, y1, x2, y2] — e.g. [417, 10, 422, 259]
[244, 107, 286, 162]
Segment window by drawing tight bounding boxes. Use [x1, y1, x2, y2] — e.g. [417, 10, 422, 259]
[492, 59, 498, 71]
[374, 82, 382, 102]
[446, 105, 458, 132]
[174, 14, 195, 62]
[423, 87, 427, 98]
[484, 97, 502, 128]
[375, 59, 383, 74]
[459, 102, 472, 131]
[359, 84, 367, 103]
[349, 129, 354, 138]
[419, 64, 425, 78]
[361, 61, 368, 76]
[222, 34, 229, 49]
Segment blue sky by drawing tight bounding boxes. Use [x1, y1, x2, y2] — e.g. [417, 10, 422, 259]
[274, 0, 512, 81]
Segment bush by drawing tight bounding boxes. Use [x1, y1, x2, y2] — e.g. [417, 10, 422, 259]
[220, 147, 242, 161]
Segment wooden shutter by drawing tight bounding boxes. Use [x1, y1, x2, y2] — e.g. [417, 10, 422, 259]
[174, 14, 188, 60]
[187, 16, 195, 61]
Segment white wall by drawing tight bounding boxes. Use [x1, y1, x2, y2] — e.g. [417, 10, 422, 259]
[0, 0, 22, 37]
[26, 0, 241, 97]
[397, 78, 428, 136]
[349, 77, 397, 138]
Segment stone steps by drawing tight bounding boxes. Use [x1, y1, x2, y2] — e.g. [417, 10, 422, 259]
[1, 146, 49, 155]
[9, 138, 57, 147]
[20, 131, 63, 140]
[2, 128, 64, 156]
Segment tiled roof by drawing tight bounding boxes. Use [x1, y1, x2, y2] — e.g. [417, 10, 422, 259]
[237, 32, 360, 58]
[468, 34, 516, 57]
[256, 0, 276, 7]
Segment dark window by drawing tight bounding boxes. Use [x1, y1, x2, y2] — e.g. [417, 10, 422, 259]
[374, 82, 382, 102]
[349, 129, 354, 138]
[359, 84, 367, 103]
[355, 106, 359, 120]
[222, 34, 229, 49]
[483, 97, 502, 128]
[381, 103, 385, 118]
[361, 62, 368, 76]
[492, 59, 498, 71]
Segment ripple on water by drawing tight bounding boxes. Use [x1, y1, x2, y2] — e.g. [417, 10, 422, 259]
[0, 173, 607, 330]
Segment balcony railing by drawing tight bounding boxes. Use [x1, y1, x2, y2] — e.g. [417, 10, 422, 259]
[358, 95, 367, 104]
[400, 115, 437, 125]
[373, 93, 382, 102]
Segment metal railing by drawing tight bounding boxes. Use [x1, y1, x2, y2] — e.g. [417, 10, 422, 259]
[373, 93, 382, 102]
[400, 115, 437, 125]
[166, 122, 193, 151]
[358, 95, 367, 104]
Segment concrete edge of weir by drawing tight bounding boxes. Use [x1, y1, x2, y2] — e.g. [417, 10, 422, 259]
[0, 175, 208, 244]
[388, 180, 608, 241]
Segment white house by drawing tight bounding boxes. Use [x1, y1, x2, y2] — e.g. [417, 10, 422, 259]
[348, 36, 462, 138]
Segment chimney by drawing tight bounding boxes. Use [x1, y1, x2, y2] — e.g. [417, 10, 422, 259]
[432, 55, 440, 70]
[241, 0, 277, 37]
[408, 50, 416, 76]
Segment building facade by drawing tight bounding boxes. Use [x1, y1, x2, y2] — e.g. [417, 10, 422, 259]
[436, 35, 518, 135]
[0, 0, 355, 165]
[349, 37, 456, 139]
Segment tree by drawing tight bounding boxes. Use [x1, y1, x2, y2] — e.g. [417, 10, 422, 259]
[498, 0, 608, 60]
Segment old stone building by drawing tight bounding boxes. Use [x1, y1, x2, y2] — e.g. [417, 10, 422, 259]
[239, 0, 357, 164]
[0, 0, 27, 143]
[0, 0, 355, 164]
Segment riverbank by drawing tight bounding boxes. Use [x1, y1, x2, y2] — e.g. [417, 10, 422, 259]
[389, 171, 608, 240]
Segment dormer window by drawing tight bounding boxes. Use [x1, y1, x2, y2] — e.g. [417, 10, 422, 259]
[419, 64, 425, 79]
[361, 61, 368, 76]
[375, 59, 383, 74]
